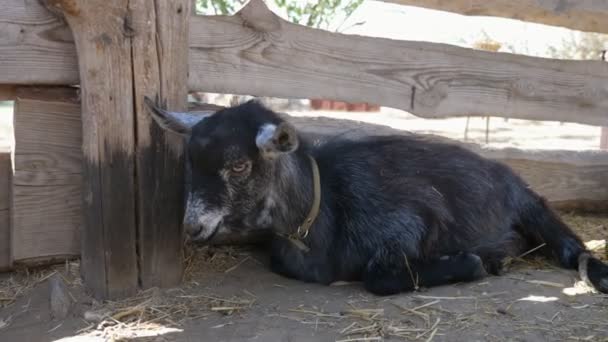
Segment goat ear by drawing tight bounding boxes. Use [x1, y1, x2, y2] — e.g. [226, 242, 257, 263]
[256, 122, 299, 157]
[143, 96, 210, 136]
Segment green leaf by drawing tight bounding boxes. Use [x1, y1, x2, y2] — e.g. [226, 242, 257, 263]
[197, 0, 364, 30]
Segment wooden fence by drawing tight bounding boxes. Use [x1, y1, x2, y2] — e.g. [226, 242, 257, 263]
[0, 148, 10, 272]
[0, 0, 607, 299]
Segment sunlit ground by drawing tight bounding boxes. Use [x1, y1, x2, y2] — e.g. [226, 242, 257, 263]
[0, 103, 12, 150]
[53, 324, 183, 341]
[287, 107, 604, 151]
[2, 99, 603, 152]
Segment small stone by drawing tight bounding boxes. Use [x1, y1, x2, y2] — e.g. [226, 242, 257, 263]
[0, 318, 10, 330]
[49, 274, 72, 320]
[83, 310, 109, 323]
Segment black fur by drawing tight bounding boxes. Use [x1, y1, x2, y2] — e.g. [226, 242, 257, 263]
[268, 132, 601, 295]
[147, 99, 608, 296]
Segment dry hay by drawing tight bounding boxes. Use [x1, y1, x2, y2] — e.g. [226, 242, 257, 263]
[282, 291, 608, 341]
[0, 260, 81, 309]
[78, 287, 255, 341]
[183, 243, 258, 279]
[273, 293, 512, 341]
[501, 211, 608, 272]
[77, 243, 257, 340]
[560, 211, 608, 262]
[0, 243, 258, 340]
[273, 304, 390, 341]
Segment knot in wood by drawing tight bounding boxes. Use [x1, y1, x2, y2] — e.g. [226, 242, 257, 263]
[123, 12, 136, 38]
[238, 0, 280, 33]
[44, 0, 81, 17]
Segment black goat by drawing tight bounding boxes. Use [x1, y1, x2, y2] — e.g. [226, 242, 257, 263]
[144, 97, 608, 295]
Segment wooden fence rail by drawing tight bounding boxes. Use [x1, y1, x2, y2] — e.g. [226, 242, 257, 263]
[188, 0, 608, 126]
[2, 0, 608, 126]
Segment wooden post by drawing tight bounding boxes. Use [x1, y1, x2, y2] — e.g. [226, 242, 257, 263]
[131, 1, 191, 289]
[0, 148, 10, 271]
[45, 0, 190, 299]
[0, 85, 12, 271]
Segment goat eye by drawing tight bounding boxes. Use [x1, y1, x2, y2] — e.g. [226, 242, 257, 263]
[231, 161, 249, 174]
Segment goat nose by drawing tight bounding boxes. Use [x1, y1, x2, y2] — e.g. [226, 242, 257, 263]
[183, 222, 203, 238]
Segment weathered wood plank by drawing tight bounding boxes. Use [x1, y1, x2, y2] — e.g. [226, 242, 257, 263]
[0, 0, 79, 85]
[47, 0, 190, 299]
[11, 184, 80, 261]
[130, 0, 190, 290]
[48, 0, 139, 300]
[497, 155, 608, 211]
[11, 87, 81, 263]
[382, 0, 608, 34]
[188, 0, 608, 126]
[0, 150, 11, 271]
[0, 209, 9, 271]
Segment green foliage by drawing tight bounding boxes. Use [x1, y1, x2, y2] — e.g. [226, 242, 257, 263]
[195, 0, 247, 15]
[547, 32, 608, 60]
[195, 0, 364, 31]
[276, 0, 364, 30]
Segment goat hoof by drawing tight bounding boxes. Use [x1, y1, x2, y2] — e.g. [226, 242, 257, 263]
[455, 252, 487, 279]
[586, 257, 608, 294]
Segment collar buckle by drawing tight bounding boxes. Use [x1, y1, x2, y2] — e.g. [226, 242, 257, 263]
[297, 225, 309, 239]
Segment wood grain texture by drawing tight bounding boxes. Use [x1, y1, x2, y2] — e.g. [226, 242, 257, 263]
[50, 0, 139, 300]
[11, 87, 81, 263]
[3, 0, 608, 127]
[11, 184, 80, 261]
[0, 152, 11, 271]
[47, 0, 191, 298]
[382, 0, 608, 34]
[130, 0, 190, 290]
[0, 0, 79, 85]
[601, 127, 608, 150]
[188, 0, 608, 126]
[0, 151, 9, 211]
[0, 209, 9, 271]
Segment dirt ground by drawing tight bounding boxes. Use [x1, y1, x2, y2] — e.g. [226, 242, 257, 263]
[286, 109, 605, 152]
[0, 213, 606, 342]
